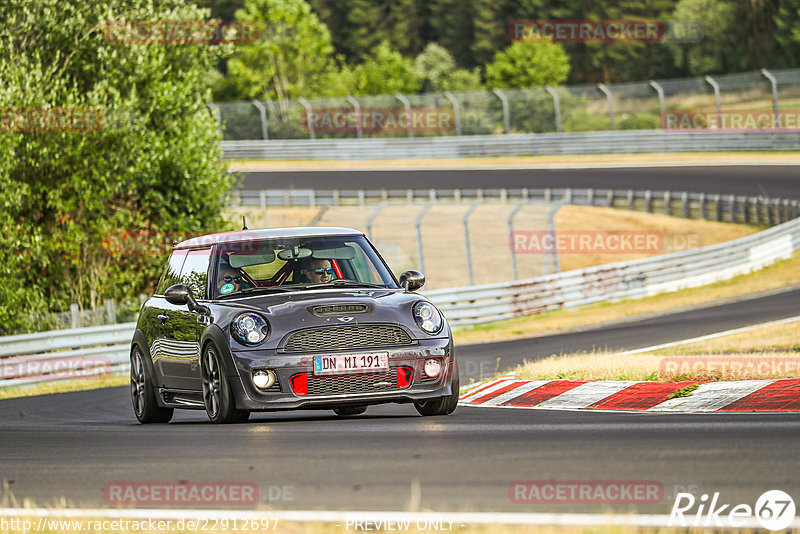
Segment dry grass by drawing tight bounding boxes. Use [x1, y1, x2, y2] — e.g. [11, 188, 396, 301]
[514, 319, 800, 382]
[0, 374, 128, 400]
[651, 319, 800, 355]
[553, 206, 755, 272]
[454, 250, 800, 346]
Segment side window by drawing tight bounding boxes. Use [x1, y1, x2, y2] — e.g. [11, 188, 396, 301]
[178, 249, 212, 299]
[155, 250, 188, 295]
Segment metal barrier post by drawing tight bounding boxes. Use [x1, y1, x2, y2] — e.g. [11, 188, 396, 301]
[597, 83, 614, 130]
[415, 202, 434, 273]
[704, 76, 722, 128]
[761, 69, 781, 127]
[508, 202, 525, 280]
[394, 93, 413, 138]
[444, 92, 462, 136]
[700, 193, 706, 219]
[298, 98, 315, 140]
[365, 202, 386, 241]
[252, 100, 269, 140]
[346, 96, 363, 139]
[463, 199, 483, 286]
[493, 89, 511, 134]
[546, 203, 562, 274]
[545, 85, 562, 133]
[649, 80, 666, 127]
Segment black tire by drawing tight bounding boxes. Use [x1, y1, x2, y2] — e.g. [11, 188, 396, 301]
[202, 345, 250, 424]
[414, 361, 459, 416]
[333, 405, 367, 416]
[131, 347, 173, 424]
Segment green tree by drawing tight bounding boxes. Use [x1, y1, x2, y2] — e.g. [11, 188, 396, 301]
[349, 41, 420, 95]
[414, 43, 483, 92]
[221, 0, 337, 100]
[0, 0, 233, 334]
[486, 40, 570, 88]
[309, 0, 420, 62]
[668, 0, 736, 74]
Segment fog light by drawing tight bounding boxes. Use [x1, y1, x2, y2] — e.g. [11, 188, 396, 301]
[423, 359, 441, 378]
[253, 370, 276, 390]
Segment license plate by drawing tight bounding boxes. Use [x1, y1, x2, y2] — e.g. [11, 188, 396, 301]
[314, 353, 389, 375]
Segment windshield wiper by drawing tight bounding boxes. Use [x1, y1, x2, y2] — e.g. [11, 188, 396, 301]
[299, 280, 388, 290]
[218, 286, 293, 298]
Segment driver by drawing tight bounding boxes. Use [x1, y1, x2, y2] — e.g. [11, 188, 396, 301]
[300, 258, 334, 284]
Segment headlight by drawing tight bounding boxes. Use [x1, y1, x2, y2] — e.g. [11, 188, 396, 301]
[231, 313, 270, 345]
[413, 301, 443, 334]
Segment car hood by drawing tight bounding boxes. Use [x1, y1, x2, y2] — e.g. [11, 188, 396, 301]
[210, 288, 448, 350]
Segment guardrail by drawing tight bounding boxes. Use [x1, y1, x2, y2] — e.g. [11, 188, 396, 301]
[221, 130, 800, 160]
[0, 323, 135, 388]
[241, 188, 800, 226]
[425, 215, 800, 327]
[2, 213, 800, 386]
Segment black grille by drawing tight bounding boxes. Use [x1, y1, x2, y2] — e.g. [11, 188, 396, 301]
[283, 325, 413, 352]
[307, 368, 399, 395]
[309, 304, 370, 317]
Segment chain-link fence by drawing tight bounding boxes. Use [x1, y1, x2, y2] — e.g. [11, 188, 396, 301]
[214, 68, 800, 140]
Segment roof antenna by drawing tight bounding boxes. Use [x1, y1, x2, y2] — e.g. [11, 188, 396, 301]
[242, 216, 248, 230]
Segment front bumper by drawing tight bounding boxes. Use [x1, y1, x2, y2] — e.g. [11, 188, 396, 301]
[228, 338, 454, 411]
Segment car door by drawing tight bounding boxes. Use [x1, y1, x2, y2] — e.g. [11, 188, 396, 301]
[158, 247, 211, 391]
[146, 249, 187, 387]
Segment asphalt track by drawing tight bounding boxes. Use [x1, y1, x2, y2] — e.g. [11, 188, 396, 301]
[241, 165, 800, 198]
[2, 289, 800, 515]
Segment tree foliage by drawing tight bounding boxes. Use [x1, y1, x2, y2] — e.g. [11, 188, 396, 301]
[0, 0, 233, 334]
[219, 0, 337, 100]
[486, 41, 570, 89]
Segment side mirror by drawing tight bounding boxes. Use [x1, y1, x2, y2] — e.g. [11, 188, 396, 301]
[399, 270, 425, 292]
[165, 284, 210, 315]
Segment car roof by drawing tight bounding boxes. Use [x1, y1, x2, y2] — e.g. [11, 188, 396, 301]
[174, 227, 364, 250]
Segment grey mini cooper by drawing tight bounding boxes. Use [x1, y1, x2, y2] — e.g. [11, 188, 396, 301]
[130, 227, 458, 424]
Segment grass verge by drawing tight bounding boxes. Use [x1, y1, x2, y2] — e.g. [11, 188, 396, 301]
[0, 374, 128, 400]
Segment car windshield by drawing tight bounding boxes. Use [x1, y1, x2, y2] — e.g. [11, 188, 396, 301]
[213, 235, 397, 298]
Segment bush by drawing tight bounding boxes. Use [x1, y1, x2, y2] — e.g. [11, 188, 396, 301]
[0, 0, 234, 334]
